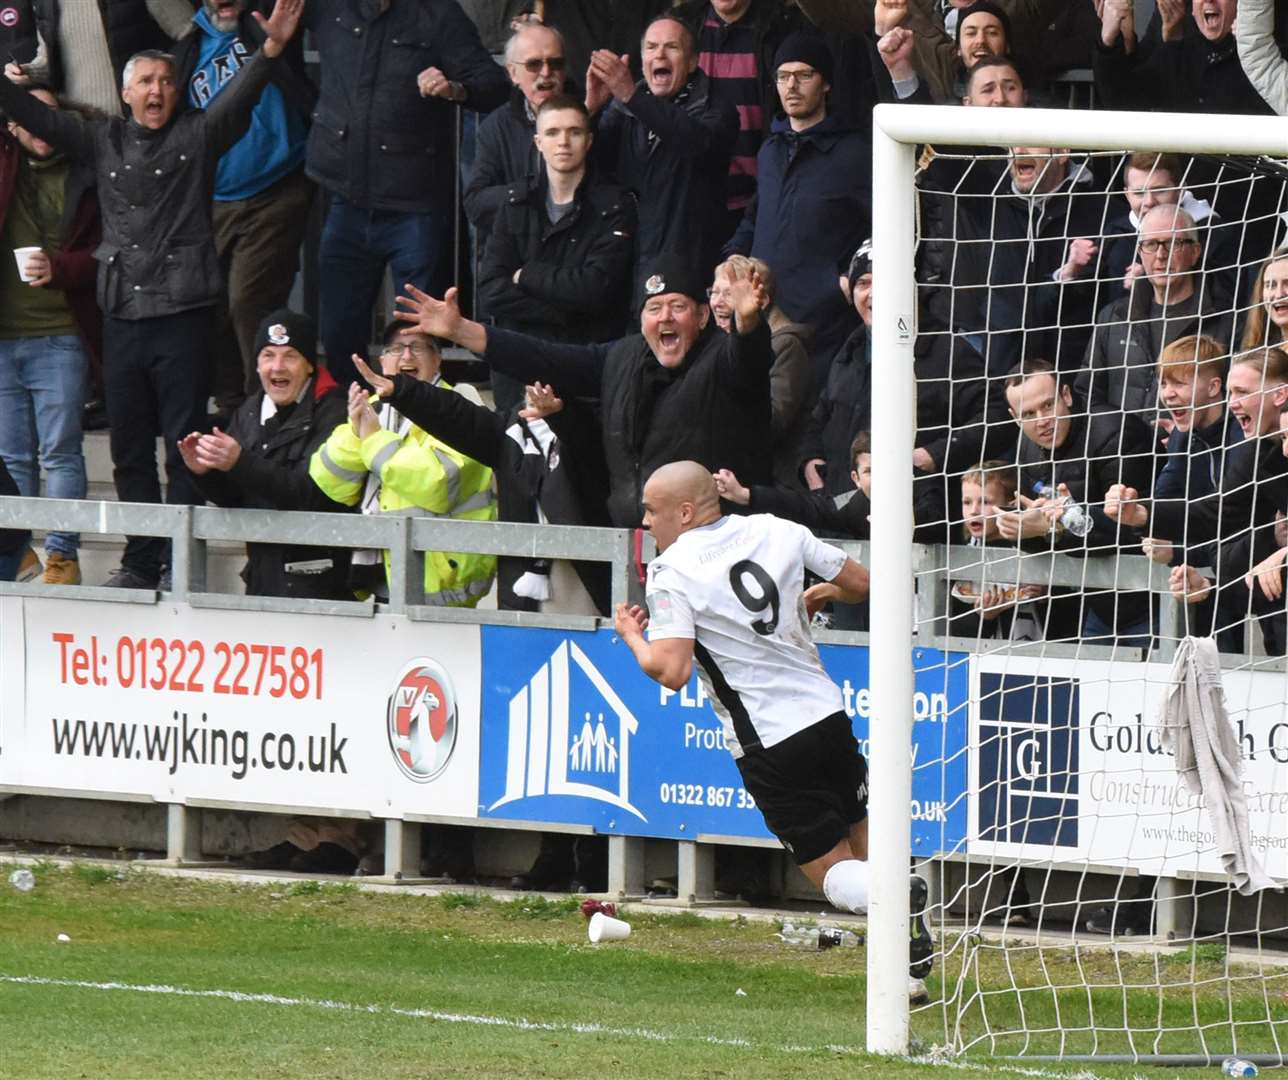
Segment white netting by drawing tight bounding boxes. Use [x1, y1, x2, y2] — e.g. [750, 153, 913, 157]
[896, 139, 1288, 1063]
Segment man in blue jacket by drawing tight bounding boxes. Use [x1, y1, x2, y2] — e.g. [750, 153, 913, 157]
[726, 32, 870, 382]
[176, 0, 316, 416]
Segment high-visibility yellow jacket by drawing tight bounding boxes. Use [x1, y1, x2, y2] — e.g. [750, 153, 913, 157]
[309, 387, 497, 607]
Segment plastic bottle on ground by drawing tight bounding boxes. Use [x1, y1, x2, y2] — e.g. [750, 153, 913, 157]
[8, 868, 35, 892]
[1221, 1058, 1259, 1077]
[778, 922, 861, 949]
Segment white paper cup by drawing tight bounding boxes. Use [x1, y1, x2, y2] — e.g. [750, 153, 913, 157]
[13, 247, 41, 283]
[588, 911, 631, 943]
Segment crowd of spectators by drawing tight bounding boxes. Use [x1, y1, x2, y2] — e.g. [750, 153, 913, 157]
[0, 0, 1285, 667]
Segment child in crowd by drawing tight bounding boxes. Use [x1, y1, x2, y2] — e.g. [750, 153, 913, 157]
[950, 461, 1058, 641]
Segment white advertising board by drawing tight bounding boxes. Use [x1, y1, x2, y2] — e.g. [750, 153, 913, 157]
[0, 596, 481, 819]
[969, 654, 1288, 882]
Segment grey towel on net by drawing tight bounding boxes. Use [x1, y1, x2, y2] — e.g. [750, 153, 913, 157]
[1157, 636, 1275, 895]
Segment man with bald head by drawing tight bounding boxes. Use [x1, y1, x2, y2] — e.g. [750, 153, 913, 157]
[465, 23, 569, 248]
[1078, 204, 1234, 422]
[614, 460, 933, 989]
[587, 14, 738, 283]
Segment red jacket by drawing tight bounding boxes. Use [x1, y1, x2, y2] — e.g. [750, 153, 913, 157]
[0, 131, 103, 370]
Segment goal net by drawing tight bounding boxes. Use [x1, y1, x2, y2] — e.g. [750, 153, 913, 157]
[865, 103, 1288, 1065]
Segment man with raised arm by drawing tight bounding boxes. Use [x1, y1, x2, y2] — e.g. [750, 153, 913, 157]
[0, 0, 305, 591]
[393, 256, 774, 528]
[614, 460, 933, 995]
[586, 14, 737, 284]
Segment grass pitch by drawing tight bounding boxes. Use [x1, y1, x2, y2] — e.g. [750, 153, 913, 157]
[0, 860, 1282, 1078]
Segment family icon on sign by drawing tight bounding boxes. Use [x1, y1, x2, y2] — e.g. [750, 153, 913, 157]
[569, 713, 619, 774]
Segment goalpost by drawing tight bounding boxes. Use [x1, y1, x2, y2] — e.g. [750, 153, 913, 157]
[867, 103, 1288, 1060]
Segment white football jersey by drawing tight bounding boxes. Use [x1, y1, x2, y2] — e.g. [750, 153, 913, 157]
[645, 514, 847, 757]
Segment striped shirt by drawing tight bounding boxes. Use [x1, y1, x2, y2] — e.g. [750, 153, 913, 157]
[697, 8, 764, 212]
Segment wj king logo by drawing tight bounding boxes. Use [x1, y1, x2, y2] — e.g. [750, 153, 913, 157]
[976, 672, 1079, 848]
[489, 640, 645, 820]
[387, 658, 458, 783]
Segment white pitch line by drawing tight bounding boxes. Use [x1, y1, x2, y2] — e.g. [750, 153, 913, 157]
[0, 974, 1129, 1077]
[0, 974, 848, 1055]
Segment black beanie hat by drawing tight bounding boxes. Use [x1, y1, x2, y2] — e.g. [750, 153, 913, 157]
[636, 253, 709, 312]
[955, 0, 1011, 46]
[253, 308, 318, 369]
[773, 31, 834, 85]
[846, 238, 873, 284]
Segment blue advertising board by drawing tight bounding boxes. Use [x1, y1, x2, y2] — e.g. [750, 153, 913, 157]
[478, 627, 969, 855]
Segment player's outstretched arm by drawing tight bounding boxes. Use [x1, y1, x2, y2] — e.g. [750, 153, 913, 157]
[803, 557, 870, 616]
[613, 603, 694, 691]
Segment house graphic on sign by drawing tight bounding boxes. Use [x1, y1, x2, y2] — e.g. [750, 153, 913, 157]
[489, 640, 645, 820]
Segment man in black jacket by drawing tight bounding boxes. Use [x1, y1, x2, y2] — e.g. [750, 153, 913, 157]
[0, 0, 37, 69]
[1094, 0, 1274, 116]
[394, 255, 773, 528]
[1002, 357, 1156, 645]
[479, 94, 634, 411]
[464, 22, 567, 253]
[0, 0, 305, 590]
[303, 0, 509, 390]
[174, 0, 317, 417]
[1078, 205, 1234, 423]
[726, 32, 869, 380]
[946, 148, 1110, 378]
[587, 15, 737, 288]
[798, 240, 1010, 496]
[178, 308, 352, 600]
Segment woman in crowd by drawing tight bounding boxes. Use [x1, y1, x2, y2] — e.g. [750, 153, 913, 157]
[708, 255, 815, 490]
[1240, 246, 1288, 351]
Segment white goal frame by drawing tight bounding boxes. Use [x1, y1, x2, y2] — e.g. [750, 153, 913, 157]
[866, 103, 1288, 1056]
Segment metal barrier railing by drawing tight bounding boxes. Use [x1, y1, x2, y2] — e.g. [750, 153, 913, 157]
[0, 495, 1193, 656]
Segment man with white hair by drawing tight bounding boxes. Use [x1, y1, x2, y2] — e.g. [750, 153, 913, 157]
[0, 0, 305, 590]
[465, 22, 568, 248]
[1078, 203, 1235, 424]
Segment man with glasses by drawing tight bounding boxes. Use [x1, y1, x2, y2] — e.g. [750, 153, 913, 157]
[309, 322, 497, 608]
[726, 32, 869, 383]
[1078, 204, 1234, 425]
[465, 23, 568, 252]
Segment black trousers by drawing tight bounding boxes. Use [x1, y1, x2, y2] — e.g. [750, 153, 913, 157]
[103, 308, 211, 576]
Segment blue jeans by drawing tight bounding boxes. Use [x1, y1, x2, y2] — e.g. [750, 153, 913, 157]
[0, 545, 25, 580]
[1082, 606, 1154, 653]
[0, 334, 88, 556]
[317, 196, 453, 391]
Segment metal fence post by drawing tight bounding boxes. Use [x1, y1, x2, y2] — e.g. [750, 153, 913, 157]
[165, 803, 202, 864]
[386, 516, 423, 613]
[170, 505, 206, 601]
